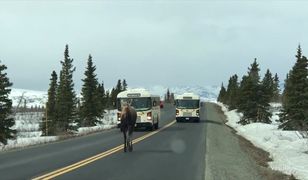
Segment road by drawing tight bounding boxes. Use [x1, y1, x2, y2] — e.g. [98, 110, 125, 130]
[0, 103, 263, 180]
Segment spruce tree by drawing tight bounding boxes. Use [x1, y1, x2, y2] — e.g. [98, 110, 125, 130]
[238, 59, 271, 124]
[0, 61, 16, 145]
[272, 73, 280, 102]
[280, 73, 291, 123]
[80, 55, 102, 127]
[105, 90, 111, 109]
[166, 89, 171, 103]
[238, 75, 257, 124]
[225, 74, 239, 110]
[217, 83, 227, 103]
[110, 88, 116, 109]
[280, 46, 308, 130]
[122, 79, 128, 91]
[257, 70, 273, 123]
[55, 45, 77, 133]
[42, 71, 58, 136]
[262, 69, 274, 103]
[116, 79, 122, 93]
[97, 82, 106, 110]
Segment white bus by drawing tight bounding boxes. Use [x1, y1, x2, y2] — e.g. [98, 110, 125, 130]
[117, 89, 161, 130]
[175, 93, 200, 122]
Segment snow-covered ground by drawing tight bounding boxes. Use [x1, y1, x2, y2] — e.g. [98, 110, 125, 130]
[77, 109, 118, 135]
[217, 102, 308, 180]
[0, 110, 118, 151]
[9, 88, 48, 108]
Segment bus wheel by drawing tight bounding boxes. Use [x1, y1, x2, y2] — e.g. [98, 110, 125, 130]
[154, 117, 159, 129]
[149, 125, 154, 131]
[154, 121, 159, 129]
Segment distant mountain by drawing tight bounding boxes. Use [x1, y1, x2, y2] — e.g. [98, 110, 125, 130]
[134, 85, 220, 101]
[9, 85, 220, 107]
[9, 89, 47, 108]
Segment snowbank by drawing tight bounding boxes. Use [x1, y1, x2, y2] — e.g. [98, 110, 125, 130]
[216, 102, 308, 180]
[1, 110, 118, 151]
[77, 109, 118, 135]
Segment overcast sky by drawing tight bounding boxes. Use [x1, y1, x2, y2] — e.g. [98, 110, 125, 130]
[1, 0, 308, 91]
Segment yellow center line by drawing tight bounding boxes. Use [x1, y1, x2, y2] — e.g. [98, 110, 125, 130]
[32, 120, 176, 180]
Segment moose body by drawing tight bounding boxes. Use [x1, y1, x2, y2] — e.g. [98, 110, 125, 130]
[121, 106, 137, 152]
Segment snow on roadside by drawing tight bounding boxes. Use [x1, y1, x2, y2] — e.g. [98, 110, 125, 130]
[216, 102, 308, 180]
[77, 109, 118, 135]
[1, 110, 118, 152]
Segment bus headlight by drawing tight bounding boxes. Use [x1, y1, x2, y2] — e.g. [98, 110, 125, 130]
[117, 113, 121, 121]
[147, 112, 152, 120]
[176, 109, 179, 116]
[196, 110, 199, 116]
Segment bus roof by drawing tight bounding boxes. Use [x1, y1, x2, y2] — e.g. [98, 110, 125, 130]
[175, 92, 200, 100]
[117, 88, 160, 98]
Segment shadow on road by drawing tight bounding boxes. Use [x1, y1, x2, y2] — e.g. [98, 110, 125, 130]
[162, 126, 186, 131]
[203, 119, 223, 125]
[132, 149, 173, 154]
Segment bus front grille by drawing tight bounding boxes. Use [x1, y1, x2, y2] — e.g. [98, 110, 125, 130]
[136, 116, 141, 123]
[183, 112, 192, 117]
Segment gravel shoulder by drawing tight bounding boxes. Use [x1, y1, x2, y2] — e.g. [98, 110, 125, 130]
[204, 102, 296, 180]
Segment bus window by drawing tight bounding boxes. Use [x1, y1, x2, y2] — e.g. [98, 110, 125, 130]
[176, 100, 200, 109]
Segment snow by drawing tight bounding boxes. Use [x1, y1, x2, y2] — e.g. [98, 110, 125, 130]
[77, 109, 118, 135]
[9, 88, 47, 108]
[0, 109, 118, 151]
[217, 102, 308, 180]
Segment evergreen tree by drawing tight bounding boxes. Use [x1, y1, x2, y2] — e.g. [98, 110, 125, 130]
[280, 46, 308, 130]
[116, 79, 122, 93]
[262, 69, 274, 103]
[225, 74, 239, 110]
[109, 79, 125, 109]
[165, 89, 171, 103]
[122, 79, 128, 91]
[257, 70, 273, 123]
[238, 75, 257, 124]
[217, 83, 227, 103]
[280, 72, 292, 124]
[55, 45, 77, 133]
[110, 88, 117, 108]
[79, 55, 102, 127]
[97, 82, 106, 110]
[42, 71, 58, 136]
[105, 90, 112, 109]
[170, 93, 175, 104]
[238, 59, 271, 124]
[272, 73, 280, 102]
[0, 61, 16, 145]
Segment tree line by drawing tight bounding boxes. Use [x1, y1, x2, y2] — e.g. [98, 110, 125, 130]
[41, 45, 128, 135]
[218, 45, 308, 131]
[217, 58, 280, 125]
[0, 45, 129, 145]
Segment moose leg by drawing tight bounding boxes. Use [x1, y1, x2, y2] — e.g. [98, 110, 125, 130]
[128, 126, 133, 152]
[123, 128, 127, 152]
[126, 130, 131, 152]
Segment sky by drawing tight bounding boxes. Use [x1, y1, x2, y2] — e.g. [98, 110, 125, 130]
[1, 0, 308, 91]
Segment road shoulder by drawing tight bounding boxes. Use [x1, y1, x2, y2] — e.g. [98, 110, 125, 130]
[212, 103, 296, 180]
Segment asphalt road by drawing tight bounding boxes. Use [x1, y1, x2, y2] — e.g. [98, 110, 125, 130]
[0, 103, 262, 180]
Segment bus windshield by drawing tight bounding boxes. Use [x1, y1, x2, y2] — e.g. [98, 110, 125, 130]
[176, 100, 200, 109]
[117, 98, 152, 111]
